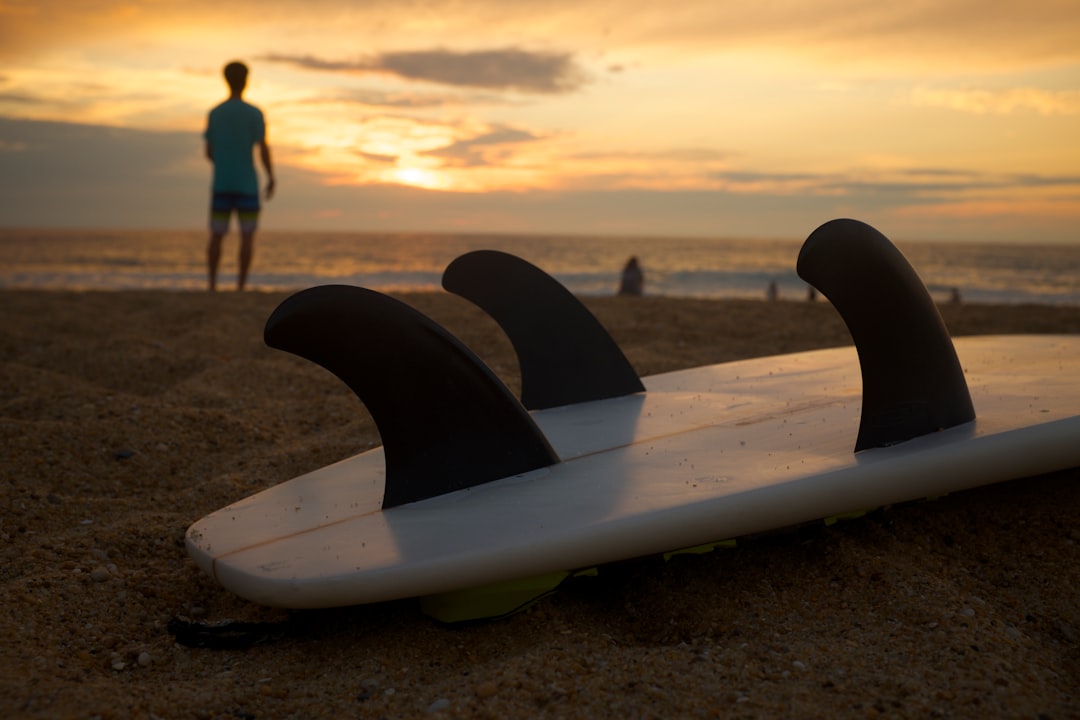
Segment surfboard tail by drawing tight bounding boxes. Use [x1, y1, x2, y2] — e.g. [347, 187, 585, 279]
[797, 219, 975, 451]
[262, 222, 971, 499]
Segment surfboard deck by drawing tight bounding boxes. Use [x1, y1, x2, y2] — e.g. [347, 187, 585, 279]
[185, 334, 1080, 609]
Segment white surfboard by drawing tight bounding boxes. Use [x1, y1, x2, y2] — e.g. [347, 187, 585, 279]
[185, 220, 1080, 615]
[185, 334, 1080, 609]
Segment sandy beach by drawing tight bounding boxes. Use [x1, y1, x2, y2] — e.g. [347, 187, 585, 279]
[2, 289, 1079, 719]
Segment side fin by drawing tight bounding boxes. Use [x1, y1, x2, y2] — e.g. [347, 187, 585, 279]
[796, 219, 975, 452]
[264, 285, 559, 508]
[442, 250, 645, 410]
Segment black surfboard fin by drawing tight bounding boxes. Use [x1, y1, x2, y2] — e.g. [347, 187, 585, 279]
[442, 250, 645, 410]
[264, 285, 559, 508]
[796, 219, 975, 452]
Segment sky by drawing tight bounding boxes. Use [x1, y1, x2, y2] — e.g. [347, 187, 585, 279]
[0, 0, 1078, 243]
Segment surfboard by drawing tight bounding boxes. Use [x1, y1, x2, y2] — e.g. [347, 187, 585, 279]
[185, 219, 1080, 616]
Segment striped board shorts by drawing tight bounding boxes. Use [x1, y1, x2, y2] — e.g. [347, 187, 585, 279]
[210, 192, 260, 234]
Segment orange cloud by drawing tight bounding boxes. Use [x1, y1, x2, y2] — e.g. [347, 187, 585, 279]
[261, 49, 588, 94]
[911, 87, 1080, 116]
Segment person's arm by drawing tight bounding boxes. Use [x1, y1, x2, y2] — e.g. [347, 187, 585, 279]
[260, 139, 275, 199]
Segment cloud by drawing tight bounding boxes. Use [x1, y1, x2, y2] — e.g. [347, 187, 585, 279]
[910, 87, 1080, 115]
[314, 89, 466, 109]
[358, 150, 397, 164]
[572, 148, 731, 163]
[302, 87, 514, 110]
[262, 48, 588, 93]
[422, 126, 542, 167]
[0, 116, 197, 179]
[698, 170, 834, 195]
[705, 167, 1080, 200]
[1000, 173, 1080, 188]
[843, 171, 1080, 206]
[0, 92, 41, 105]
[712, 170, 821, 184]
[0, 116, 206, 226]
[4, 0, 1080, 76]
[600, 1, 1080, 69]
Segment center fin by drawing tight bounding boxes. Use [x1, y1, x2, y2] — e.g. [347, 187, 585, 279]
[264, 285, 559, 508]
[443, 250, 645, 410]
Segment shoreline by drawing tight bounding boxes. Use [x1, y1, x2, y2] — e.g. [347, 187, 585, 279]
[4, 286, 1080, 308]
[2, 291, 1078, 718]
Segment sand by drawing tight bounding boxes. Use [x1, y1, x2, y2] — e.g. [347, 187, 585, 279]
[2, 289, 1079, 719]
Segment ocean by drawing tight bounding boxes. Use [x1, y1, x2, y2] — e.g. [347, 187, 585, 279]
[1, 228, 1078, 305]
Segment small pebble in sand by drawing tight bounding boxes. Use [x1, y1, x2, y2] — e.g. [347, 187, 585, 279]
[474, 681, 498, 699]
[427, 698, 450, 712]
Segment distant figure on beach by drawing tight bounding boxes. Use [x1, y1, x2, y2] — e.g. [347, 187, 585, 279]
[806, 286, 817, 302]
[204, 61, 275, 291]
[618, 256, 644, 296]
[767, 280, 778, 302]
[949, 287, 963, 305]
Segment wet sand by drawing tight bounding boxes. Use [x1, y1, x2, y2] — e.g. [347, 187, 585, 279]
[2, 290, 1079, 719]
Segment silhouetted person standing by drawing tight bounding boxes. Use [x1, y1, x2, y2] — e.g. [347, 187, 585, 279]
[618, 256, 644, 296]
[204, 61, 275, 291]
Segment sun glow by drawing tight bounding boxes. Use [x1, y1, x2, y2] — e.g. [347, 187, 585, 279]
[391, 166, 447, 190]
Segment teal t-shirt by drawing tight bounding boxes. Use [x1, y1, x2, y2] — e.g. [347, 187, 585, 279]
[204, 99, 265, 195]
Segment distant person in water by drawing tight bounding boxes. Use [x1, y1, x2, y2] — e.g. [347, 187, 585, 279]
[204, 61, 275, 291]
[618, 256, 644, 296]
[767, 280, 779, 302]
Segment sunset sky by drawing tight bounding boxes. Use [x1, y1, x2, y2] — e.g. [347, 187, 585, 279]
[1, 0, 1078, 242]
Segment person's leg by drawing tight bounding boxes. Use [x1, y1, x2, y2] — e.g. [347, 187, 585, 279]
[238, 231, 255, 291]
[237, 201, 260, 291]
[208, 193, 232, 292]
[207, 232, 225, 291]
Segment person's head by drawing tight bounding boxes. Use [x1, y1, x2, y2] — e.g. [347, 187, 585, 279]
[223, 61, 249, 95]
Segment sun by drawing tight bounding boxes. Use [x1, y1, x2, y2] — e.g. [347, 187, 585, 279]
[392, 167, 447, 190]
